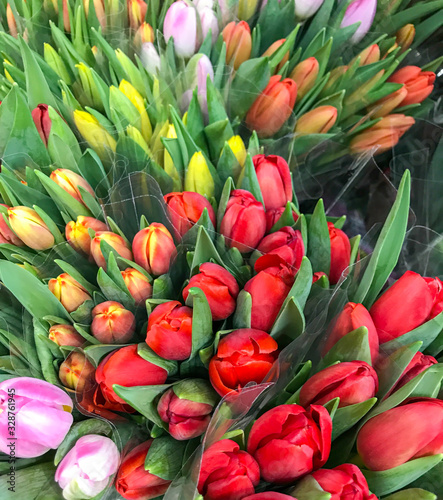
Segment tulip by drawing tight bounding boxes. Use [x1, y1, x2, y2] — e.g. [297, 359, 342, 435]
[59, 351, 96, 392]
[227, 135, 247, 168]
[396, 24, 415, 53]
[262, 39, 290, 73]
[183, 263, 240, 321]
[8, 206, 54, 251]
[199, 6, 219, 44]
[309, 464, 377, 500]
[128, 0, 147, 30]
[0, 207, 23, 245]
[290, 57, 319, 100]
[0, 377, 73, 458]
[164, 1, 199, 58]
[295, 106, 338, 134]
[164, 191, 216, 237]
[370, 271, 442, 343]
[119, 80, 152, 142]
[237, 0, 260, 20]
[245, 75, 297, 138]
[341, 0, 377, 43]
[244, 495, 295, 500]
[198, 439, 260, 500]
[83, 0, 106, 30]
[370, 86, 408, 118]
[313, 271, 328, 283]
[323, 65, 348, 93]
[328, 222, 351, 285]
[73, 110, 117, 160]
[388, 66, 436, 106]
[116, 440, 171, 500]
[323, 302, 379, 363]
[389, 352, 438, 395]
[55, 435, 119, 499]
[121, 268, 152, 305]
[157, 380, 218, 440]
[48, 273, 92, 313]
[185, 151, 215, 197]
[220, 189, 266, 253]
[245, 254, 296, 331]
[351, 44, 380, 67]
[141, 42, 161, 74]
[426, 276, 443, 318]
[146, 300, 193, 360]
[182, 54, 214, 119]
[357, 397, 443, 471]
[252, 155, 292, 211]
[31, 104, 52, 146]
[50, 169, 95, 206]
[294, 0, 324, 19]
[134, 22, 154, 49]
[209, 328, 279, 396]
[223, 21, 252, 70]
[247, 404, 332, 483]
[265, 207, 298, 233]
[95, 345, 168, 406]
[65, 216, 108, 256]
[90, 231, 133, 270]
[258, 227, 304, 271]
[132, 223, 176, 276]
[6, 4, 17, 38]
[91, 301, 136, 344]
[49, 324, 85, 347]
[299, 361, 378, 408]
[76, 63, 104, 110]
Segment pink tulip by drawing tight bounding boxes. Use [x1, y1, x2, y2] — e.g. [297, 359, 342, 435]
[164, 1, 199, 58]
[341, 0, 377, 43]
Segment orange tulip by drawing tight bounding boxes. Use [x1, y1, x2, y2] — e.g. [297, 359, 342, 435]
[295, 106, 338, 134]
[222, 21, 252, 70]
[48, 273, 92, 312]
[90, 231, 133, 269]
[351, 44, 380, 66]
[49, 325, 85, 347]
[65, 216, 108, 256]
[50, 169, 94, 206]
[121, 268, 152, 305]
[262, 39, 289, 72]
[370, 86, 408, 118]
[290, 57, 319, 99]
[59, 352, 95, 392]
[396, 24, 415, 53]
[388, 66, 435, 106]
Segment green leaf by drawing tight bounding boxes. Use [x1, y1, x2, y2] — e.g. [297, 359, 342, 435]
[307, 199, 330, 275]
[233, 290, 252, 329]
[383, 489, 437, 500]
[144, 435, 188, 480]
[320, 327, 372, 369]
[238, 153, 265, 206]
[137, 343, 178, 376]
[187, 287, 214, 358]
[270, 297, 305, 346]
[83, 343, 122, 365]
[332, 398, 377, 440]
[289, 475, 332, 500]
[286, 257, 313, 310]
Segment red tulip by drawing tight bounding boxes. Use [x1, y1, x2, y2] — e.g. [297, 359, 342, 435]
[424, 276, 443, 319]
[244, 494, 295, 500]
[91, 301, 136, 344]
[146, 301, 193, 360]
[247, 404, 332, 483]
[32, 104, 52, 146]
[323, 302, 379, 364]
[299, 361, 378, 408]
[311, 464, 377, 500]
[389, 352, 437, 395]
[65, 216, 108, 257]
[132, 223, 176, 276]
[388, 66, 436, 106]
[252, 155, 292, 210]
[90, 231, 133, 270]
[182, 263, 239, 321]
[313, 271, 328, 283]
[328, 222, 351, 285]
[220, 189, 266, 253]
[244, 254, 296, 331]
[116, 440, 171, 500]
[198, 439, 260, 500]
[121, 268, 152, 305]
[257, 227, 304, 271]
[95, 345, 168, 407]
[164, 191, 216, 237]
[370, 271, 440, 343]
[59, 351, 95, 393]
[357, 397, 443, 471]
[265, 206, 298, 233]
[209, 329, 279, 396]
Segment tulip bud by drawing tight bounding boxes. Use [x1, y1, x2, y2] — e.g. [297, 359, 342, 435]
[50, 169, 94, 206]
[73, 110, 117, 160]
[59, 351, 95, 392]
[389, 352, 438, 395]
[290, 57, 319, 100]
[91, 301, 136, 344]
[182, 54, 214, 118]
[199, 6, 219, 44]
[223, 21, 252, 70]
[252, 154, 292, 210]
[245, 75, 297, 138]
[388, 66, 436, 106]
[425, 276, 443, 319]
[351, 44, 380, 67]
[158, 380, 218, 440]
[8, 206, 55, 251]
[119, 79, 152, 142]
[140, 42, 161, 74]
[294, 0, 325, 19]
[49, 324, 85, 347]
[31, 104, 52, 146]
[90, 231, 133, 270]
[184, 151, 215, 197]
[257, 227, 304, 271]
[323, 65, 347, 93]
[83, 0, 106, 30]
[6, 4, 18, 38]
[164, 1, 199, 58]
[44, 43, 72, 84]
[49, 273, 92, 312]
[65, 216, 108, 256]
[0, 377, 73, 458]
[328, 222, 351, 285]
[134, 22, 154, 49]
[0, 206, 23, 246]
[164, 191, 216, 237]
[262, 39, 290, 73]
[247, 404, 332, 483]
[341, 0, 377, 43]
[369, 86, 408, 118]
[128, 0, 147, 30]
[121, 268, 152, 305]
[396, 24, 415, 53]
[226, 135, 247, 168]
[55, 435, 119, 499]
[265, 207, 298, 233]
[295, 105, 338, 135]
[116, 440, 171, 499]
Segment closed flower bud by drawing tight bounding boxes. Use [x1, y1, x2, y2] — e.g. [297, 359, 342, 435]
[76, 62, 104, 110]
[223, 21, 252, 70]
[253, 154, 292, 210]
[323, 65, 347, 93]
[31, 104, 52, 146]
[350, 44, 380, 67]
[244, 495, 294, 500]
[341, 0, 377, 43]
[294, 0, 325, 19]
[6, 4, 17, 37]
[91, 301, 136, 344]
[328, 222, 351, 284]
[73, 110, 116, 160]
[134, 22, 154, 49]
[290, 57, 319, 99]
[90, 231, 133, 270]
[164, 1, 199, 58]
[50, 169, 94, 206]
[121, 268, 152, 305]
[185, 151, 215, 197]
[183, 263, 240, 321]
[388, 66, 436, 106]
[49, 273, 92, 313]
[227, 135, 247, 167]
[262, 39, 290, 73]
[209, 329, 279, 396]
[133, 223, 176, 276]
[59, 351, 95, 392]
[396, 24, 415, 53]
[220, 189, 266, 253]
[49, 324, 85, 347]
[83, 0, 106, 29]
[141, 42, 161, 74]
[119, 79, 152, 142]
[257, 227, 304, 271]
[199, 6, 219, 44]
[245, 75, 297, 138]
[369, 86, 408, 118]
[0, 206, 23, 245]
[295, 106, 338, 134]
[8, 206, 55, 251]
[265, 207, 298, 233]
[389, 352, 437, 395]
[238, 0, 260, 20]
[65, 216, 108, 256]
[128, 0, 147, 30]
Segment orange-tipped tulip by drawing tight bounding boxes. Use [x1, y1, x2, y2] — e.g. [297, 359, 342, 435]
[289, 57, 319, 99]
[6, 4, 17, 38]
[370, 86, 408, 118]
[396, 24, 415, 53]
[8, 206, 55, 251]
[49, 325, 85, 347]
[388, 66, 435, 106]
[222, 21, 252, 70]
[128, 0, 147, 30]
[59, 352, 95, 392]
[50, 169, 94, 206]
[351, 44, 380, 67]
[90, 231, 133, 269]
[262, 39, 289, 73]
[0, 205, 23, 246]
[245, 75, 297, 138]
[134, 22, 154, 48]
[48, 273, 92, 312]
[132, 223, 176, 276]
[83, 0, 106, 30]
[65, 216, 108, 257]
[91, 301, 136, 344]
[121, 268, 152, 305]
[295, 106, 338, 134]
